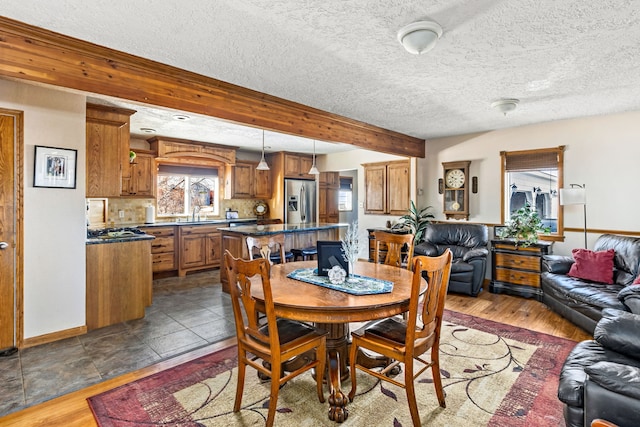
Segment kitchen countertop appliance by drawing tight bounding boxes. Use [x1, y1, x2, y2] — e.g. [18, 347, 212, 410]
[284, 178, 316, 224]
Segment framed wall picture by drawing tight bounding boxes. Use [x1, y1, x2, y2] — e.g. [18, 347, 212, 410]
[33, 145, 77, 189]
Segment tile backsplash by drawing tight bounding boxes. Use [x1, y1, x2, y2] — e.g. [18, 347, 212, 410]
[90, 197, 266, 227]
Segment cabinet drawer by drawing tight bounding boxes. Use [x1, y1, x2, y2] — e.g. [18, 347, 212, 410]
[141, 226, 175, 237]
[494, 253, 540, 271]
[150, 236, 175, 254]
[495, 268, 540, 287]
[152, 253, 175, 272]
[180, 225, 220, 235]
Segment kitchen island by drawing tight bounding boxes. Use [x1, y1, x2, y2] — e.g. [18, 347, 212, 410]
[219, 222, 346, 292]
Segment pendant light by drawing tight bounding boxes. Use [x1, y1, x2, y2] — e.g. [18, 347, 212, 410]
[256, 130, 270, 171]
[308, 139, 320, 175]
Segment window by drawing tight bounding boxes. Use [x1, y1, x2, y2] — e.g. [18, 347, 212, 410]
[338, 177, 353, 211]
[157, 164, 220, 218]
[501, 146, 565, 240]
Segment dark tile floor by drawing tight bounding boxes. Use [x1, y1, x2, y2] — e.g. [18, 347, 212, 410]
[0, 270, 236, 416]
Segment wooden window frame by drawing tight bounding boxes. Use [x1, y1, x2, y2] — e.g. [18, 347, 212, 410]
[500, 146, 565, 242]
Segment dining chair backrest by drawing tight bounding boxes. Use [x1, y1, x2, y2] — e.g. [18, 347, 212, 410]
[373, 231, 414, 270]
[246, 234, 287, 265]
[407, 249, 452, 351]
[224, 250, 280, 352]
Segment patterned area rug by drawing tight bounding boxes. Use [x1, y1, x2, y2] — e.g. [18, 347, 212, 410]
[88, 310, 576, 426]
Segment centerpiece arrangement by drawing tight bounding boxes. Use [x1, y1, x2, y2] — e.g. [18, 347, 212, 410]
[497, 203, 550, 247]
[340, 220, 361, 279]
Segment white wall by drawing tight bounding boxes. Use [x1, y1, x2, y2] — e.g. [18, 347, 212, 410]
[0, 80, 87, 339]
[322, 149, 414, 259]
[419, 112, 640, 256]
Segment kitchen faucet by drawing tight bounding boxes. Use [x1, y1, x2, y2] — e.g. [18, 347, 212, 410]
[192, 205, 201, 222]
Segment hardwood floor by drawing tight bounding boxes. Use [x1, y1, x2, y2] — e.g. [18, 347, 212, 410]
[0, 285, 590, 427]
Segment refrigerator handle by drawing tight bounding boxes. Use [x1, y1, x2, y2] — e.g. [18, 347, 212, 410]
[300, 184, 306, 222]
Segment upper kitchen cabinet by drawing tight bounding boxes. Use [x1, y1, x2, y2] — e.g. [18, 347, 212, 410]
[86, 103, 136, 198]
[363, 160, 410, 215]
[283, 152, 315, 179]
[122, 150, 155, 197]
[148, 136, 236, 165]
[224, 160, 271, 199]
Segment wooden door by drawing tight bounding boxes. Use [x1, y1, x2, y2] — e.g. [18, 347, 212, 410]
[180, 234, 207, 270]
[387, 161, 410, 215]
[232, 162, 253, 198]
[254, 167, 271, 199]
[364, 164, 386, 214]
[0, 113, 17, 351]
[205, 232, 222, 266]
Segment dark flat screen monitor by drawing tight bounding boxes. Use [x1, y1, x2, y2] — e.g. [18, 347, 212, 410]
[316, 241, 349, 276]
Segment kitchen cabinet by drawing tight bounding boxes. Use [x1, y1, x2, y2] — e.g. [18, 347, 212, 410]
[86, 239, 152, 330]
[148, 136, 236, 165]
[86, 103, 136, 198]
[140, 225, 176, 273]
[225, 160, 272, 199]
[489, 239, 553, 301]
[319, 171, 339, 223]
[122, 151, 155, 197]
[284, 152, 315, 179]
[179, 224, 223, 276]
[363, 160, 410, 215]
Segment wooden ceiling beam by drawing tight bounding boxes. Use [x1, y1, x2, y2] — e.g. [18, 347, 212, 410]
[0, 17, 425, 158]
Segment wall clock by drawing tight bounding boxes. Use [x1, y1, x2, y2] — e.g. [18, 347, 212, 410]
[442, 161, 471, 220]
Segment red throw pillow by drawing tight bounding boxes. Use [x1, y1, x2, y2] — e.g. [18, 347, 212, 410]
[568, 248, 615, 284]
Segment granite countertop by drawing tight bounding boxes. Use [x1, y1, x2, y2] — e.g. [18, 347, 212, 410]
[218, 222, 347, 236]
[86, 234, 156, 245]
[139, 218, 259, 227]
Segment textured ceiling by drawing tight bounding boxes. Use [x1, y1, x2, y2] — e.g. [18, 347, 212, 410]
[2, 0, 640, 154]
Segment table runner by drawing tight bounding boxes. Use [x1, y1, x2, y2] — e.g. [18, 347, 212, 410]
[286, 267, 393, 295]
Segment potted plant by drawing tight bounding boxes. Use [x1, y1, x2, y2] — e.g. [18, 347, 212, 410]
[391, 201, 435, 242]
[497, 203, 550, 247]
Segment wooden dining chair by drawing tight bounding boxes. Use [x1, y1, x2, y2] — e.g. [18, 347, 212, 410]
[373, 231, 414, 270]
[246, 234, 293, 264]
[348, 249, 453, 427]
[223, 251, 327, 427]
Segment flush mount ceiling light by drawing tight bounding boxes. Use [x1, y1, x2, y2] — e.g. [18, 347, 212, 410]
[397, 20, 443, 55]
[491, 98, 520, 116]
[172, 114, 191, 121]
[256, 130, 270, 171]
[308, 140, 320, 175]
[140, 127, 156, 134]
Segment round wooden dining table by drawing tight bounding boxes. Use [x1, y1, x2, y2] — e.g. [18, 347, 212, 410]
[251, 260, 425, 423]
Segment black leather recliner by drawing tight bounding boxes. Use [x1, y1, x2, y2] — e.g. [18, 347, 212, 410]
[558, 309, 640, 427]
[414, 223, 489, 296]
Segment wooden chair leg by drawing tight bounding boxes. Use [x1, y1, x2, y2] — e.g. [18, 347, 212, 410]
[404, 359, 421, 427]
[431, 347, 446, 408]
[234, 357, 247, 412]
[316, 342, 327, 403]
[347, 340, 359, 401]
[266, 364, 281, 427]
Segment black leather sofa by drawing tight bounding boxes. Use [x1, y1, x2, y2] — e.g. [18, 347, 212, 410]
[541, 234, 640, 334]
[558, 309, 640, 427]
[414, 223, 488, 296]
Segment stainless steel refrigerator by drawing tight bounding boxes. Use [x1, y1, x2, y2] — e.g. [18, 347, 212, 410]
[284, 179, 316, 224]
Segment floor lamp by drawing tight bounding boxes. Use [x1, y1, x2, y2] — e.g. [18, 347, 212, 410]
[559, 184, 587, 248]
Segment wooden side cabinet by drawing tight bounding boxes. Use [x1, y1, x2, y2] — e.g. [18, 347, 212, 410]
[489, 239, 553, 300]
[363, 160, 410, 215]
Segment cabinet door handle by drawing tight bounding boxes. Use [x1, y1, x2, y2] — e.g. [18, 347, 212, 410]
[0, 242, 8, 250]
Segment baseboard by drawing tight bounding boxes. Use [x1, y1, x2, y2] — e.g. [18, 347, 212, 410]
[21, 325, 87, 349]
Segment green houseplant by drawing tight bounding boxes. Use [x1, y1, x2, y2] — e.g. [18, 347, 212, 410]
[391, 201, 435, 242]
[497, 203, 550, 247]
